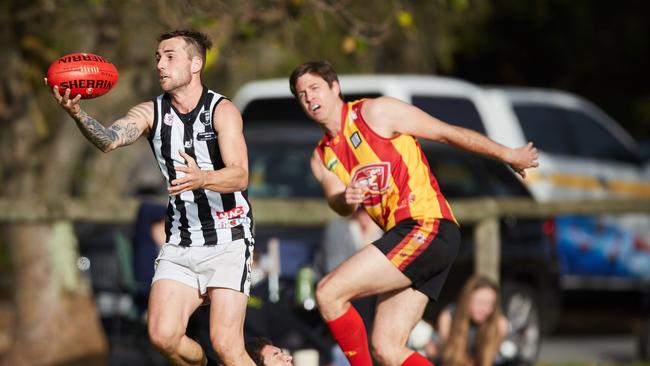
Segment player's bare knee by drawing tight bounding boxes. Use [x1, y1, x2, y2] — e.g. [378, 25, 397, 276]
[216, 349, 247, 365]
[371, 335, 402, 365]
[315, 275, 336, 307]
[370, 344, 387, 364]
[148, 324, 180, 355]
[211, 335, 244, 361]
[371, 342, 400, 366]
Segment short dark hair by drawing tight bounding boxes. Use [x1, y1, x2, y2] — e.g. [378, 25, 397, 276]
[289, 60, 344, 100]
[245, 337, 273, 366]
[158, 29, 212, 69]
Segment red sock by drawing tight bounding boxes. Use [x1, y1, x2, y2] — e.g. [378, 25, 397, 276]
[401, 351, 433, 366]
[326, 306, 372, 366]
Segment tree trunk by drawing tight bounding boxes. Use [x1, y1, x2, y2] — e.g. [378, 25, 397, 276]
[0, 222, 107, 366]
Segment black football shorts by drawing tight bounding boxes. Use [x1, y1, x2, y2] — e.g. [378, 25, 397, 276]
[373, 219, 460, 301]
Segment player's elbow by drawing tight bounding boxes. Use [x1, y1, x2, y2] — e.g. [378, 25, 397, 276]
[98, 142, 118, 153]
[235, 169, 249, 191]
[236, 176, 248, 191]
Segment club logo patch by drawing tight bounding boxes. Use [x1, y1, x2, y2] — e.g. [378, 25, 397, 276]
[200, 110, 211, 125]
[351, 162, 391, 207]
[163, 113, 174, 126]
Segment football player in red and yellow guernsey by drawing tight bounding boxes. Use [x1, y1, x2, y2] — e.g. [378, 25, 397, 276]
[289, 61, 539, 366]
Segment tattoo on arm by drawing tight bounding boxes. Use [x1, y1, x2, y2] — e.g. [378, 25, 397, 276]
[73, 110, 140, 151]
[74, 110, 118, 151]
[109, 122, 140, 145]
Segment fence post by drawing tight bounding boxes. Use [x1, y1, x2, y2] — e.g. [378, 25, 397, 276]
[474, 216, 500, 283]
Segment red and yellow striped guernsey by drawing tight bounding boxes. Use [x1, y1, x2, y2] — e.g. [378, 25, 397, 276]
[315, 99, 457, 231]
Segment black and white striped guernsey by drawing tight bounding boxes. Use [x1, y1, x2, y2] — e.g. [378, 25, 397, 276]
[148, 87, 254, 246]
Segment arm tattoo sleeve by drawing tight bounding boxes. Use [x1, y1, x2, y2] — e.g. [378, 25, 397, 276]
[109, 122, 140, 145]
[73, 110, 139, 151]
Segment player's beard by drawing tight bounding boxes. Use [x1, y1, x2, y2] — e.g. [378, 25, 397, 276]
[160, 69, 192, 92]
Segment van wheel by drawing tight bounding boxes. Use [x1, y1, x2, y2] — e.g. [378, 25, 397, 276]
[502, 281, 541, 365]
[639, 315, 650, 360]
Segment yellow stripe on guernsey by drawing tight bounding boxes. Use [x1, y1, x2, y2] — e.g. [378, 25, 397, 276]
[389, 132, 447, 222]
[341, 103, 395, 229]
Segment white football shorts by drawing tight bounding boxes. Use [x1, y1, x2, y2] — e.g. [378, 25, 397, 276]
[152, 238, 254, 296]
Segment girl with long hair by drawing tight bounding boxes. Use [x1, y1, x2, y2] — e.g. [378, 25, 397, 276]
[437, 276, 509, 366]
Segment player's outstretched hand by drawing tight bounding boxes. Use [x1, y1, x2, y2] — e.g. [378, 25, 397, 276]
[168, 149, 206, 196]
[507, 142, 539, 179]
[44, 77, 81, 117]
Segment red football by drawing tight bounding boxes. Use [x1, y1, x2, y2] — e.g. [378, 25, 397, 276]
[46, 52, 119, 99]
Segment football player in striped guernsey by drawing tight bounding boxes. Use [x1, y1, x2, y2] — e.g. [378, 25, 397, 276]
[48, 30, 256, 366]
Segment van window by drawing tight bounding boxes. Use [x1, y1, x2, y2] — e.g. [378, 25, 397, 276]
[513, 105, 576, 156]
[243, 98, 310, 124]
[566, 110, 638, 162]
[248, 142, 321, 198]
[242, 94, 380, 198]
[345, 93, 382, 102]
[515, 105, 638, 163]
[412, 96, 486, 134]
[242, 94, 381, 127]
[424, 145, 530, 198]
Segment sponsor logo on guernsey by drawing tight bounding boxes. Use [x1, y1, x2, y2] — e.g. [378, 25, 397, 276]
[197, 132, 216, 141]
[326, 157, 339, 171]
[163, 113, 174, 126]
[216, 206, 245, 220]
[350, 131, 362, 148]
[214, 216, 250, 229]
[184, 140, 193, 148]
[397, 192, 417, 210]
[349, 109, 358, 121]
